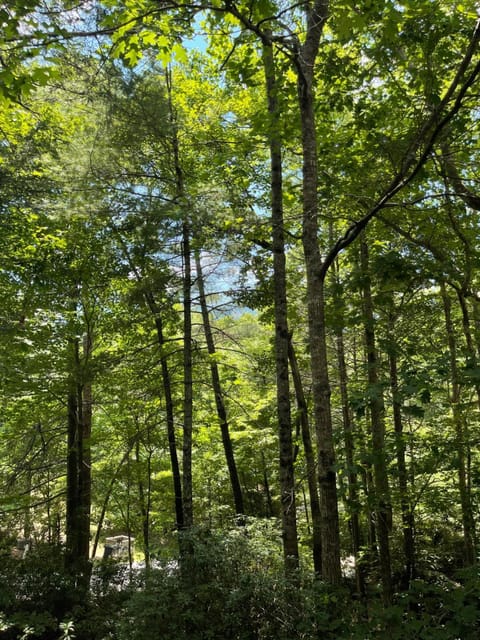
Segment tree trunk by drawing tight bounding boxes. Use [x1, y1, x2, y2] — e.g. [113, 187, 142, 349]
[335, 324, 366, 596]
[387, 314, 415, 587]
[294, 0, 341, 584]
[65, 377, 79, 570]
[65, 323, 92, 590]
[91, 446, 133, 560]
[113, 227, 184, 532]
[360, 238, 393, 605]
[329, 248, 365, 594]
[194, 248, 244, 517]
[147, 294, 184, 531]
[135, 433, 152, 568]
[166, 67, 193, 529]
[263, 37, 298, 573]
[288, 336, 322, 574]
[457, 289, 480, 410]
[79, 332, 92, 563]
[440, 282, 476, 565]
[181, 220, 194, 528]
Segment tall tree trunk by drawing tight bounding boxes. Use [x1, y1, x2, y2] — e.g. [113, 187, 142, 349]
[135, 434, 152, 568]
[91, 446, 133, 560]
[261, 451, 274, 518]
[294, 0, 341, 584]
[335, 325, 366, 595]
[330, 249, 365, 595]
[147, 293, 184, 530]
[440, 282, 476, 565]
[262, 37, 298, 573]
[65, 324, 92, 590]
[113, 227, 184, 531]
[387, 314, 415, 587]
[65, 373, 79, 570]
[181, 220, 194, 528]
[359, 238, 393, 604]
[194, 248, 244, 517]
[79, 331, 92, 564]
[166, 67, 193, 528]
[287, 336, 322, 574]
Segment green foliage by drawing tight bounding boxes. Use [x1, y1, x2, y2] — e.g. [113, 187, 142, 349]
[0, 544, 77, 639]
[115, 526, 350, 640]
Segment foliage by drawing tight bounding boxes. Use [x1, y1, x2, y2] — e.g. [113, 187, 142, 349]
[114, 525, 350, 640]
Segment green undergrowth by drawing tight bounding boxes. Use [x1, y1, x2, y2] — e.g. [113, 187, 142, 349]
[1, 529, 479, 640]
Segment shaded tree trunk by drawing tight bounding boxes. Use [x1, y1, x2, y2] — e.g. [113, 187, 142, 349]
[288, 336, 322, 574]
[360, 238, 393, 605]
[135, 432, 152, 568]
[147, 293, 184, 531]
[79, 332, 92, 563]
[262, 36, 298, 573]
[166, 67, 193, 528]
[335, 323, 366, 596]
[329, 248, 365, 595]
[194, 248, 244, 517]
[65, 320, 92, 591]
[440, 281, 476, 565]
[295, 0, 341, 584]
[181, 219, 194, 528]
[387, 314, 415, 587]
[91, 446, 133, 560]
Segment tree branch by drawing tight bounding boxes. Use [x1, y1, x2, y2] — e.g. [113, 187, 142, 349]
[319, 18, 480, 280]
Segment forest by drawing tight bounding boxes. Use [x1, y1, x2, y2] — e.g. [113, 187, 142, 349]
[1, 0, 480, 638]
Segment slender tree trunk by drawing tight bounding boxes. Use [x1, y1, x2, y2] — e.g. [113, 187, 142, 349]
[166, 67, 193, 529]
[293, 0, 341, 584]
[65, 346, 79, 572]
[360, 239, 393, 604]
[335, 326, 366, 596]
[135, 435, 151, 568]
[79, 332, 92, 564]
[261, 451, 274, 518]
[352, 335, 377, 555]
[65, 325, 92, 590]
[440, 282, 476, 565]
[23, 468, 32, 541]
[194, 248, 244, 517]
[113, 227, 184, 531]
[330, 250, 365, 595]
[387, 314, 415, 587]
[472, 298, 480, 359]
[263, 37, 298, 573]
[147, 294, 184, 530]
[91, 446, 133, 560]
[288, 336, 322, 574]
[181, 220, 194, 528]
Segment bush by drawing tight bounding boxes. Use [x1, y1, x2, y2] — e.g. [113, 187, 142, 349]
[115, 526, 350, 640]
[0, 544, 76, 639]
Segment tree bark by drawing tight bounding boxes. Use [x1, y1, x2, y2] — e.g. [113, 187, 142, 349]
[65, 317, 92, 590]
[181, 220, 194, 528]
[287, 336, 322, 574]
[335, 323, 366, 595]
[147, 293, 184, 531]
[194, 248, 244, 517]
[262, 37, 298, 573]
[294, 0, 341, 585]
[360, 238, 393, 605]
[166, 67, 193, 529]
[440, 281, 476, 565]
[79, 332, 92, 564]
[387, 314, 415, 587]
